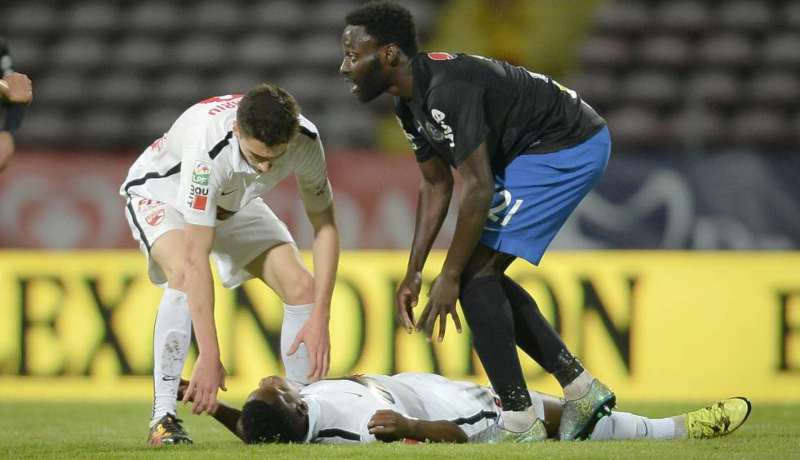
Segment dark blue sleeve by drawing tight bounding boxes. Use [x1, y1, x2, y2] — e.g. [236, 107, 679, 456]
[1, 38, 26, 134]
[0, 37, 13, 77]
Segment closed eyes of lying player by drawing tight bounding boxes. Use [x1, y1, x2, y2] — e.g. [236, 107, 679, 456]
[177, 375, 751, 445]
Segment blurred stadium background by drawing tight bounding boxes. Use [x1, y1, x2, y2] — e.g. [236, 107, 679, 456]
[1, 0, 799, 432]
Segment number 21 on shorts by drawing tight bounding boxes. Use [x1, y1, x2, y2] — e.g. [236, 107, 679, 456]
[487, 189, 523, 226]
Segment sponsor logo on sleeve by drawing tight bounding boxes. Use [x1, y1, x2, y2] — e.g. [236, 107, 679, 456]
[430, 109, 455, 149]
[191, 194, 208, 211]
[187, 160, 211, 212]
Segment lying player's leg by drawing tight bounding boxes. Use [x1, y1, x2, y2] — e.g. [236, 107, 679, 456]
[590, 398, 752, 441]
[531, 389, 752, 441]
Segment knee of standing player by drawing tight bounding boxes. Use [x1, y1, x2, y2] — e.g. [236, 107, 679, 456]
[163, 264, 187, 291]
[460, 267, 499, 289]
[281, 270, 315, 305]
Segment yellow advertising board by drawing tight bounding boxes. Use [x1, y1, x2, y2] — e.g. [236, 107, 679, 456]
[0, 251, 798, 402]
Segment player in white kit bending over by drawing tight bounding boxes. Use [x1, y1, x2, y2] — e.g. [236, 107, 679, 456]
[178, 372, 751, 444]
[120, 84, 339, 446]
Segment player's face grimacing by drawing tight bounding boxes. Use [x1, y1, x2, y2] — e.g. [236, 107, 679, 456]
[234, 122, 289, 174]
[247, 375, 309, 417]
[340, 25, 391, 103]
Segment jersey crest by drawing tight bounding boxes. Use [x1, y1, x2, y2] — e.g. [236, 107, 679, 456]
[427, 52, 456, 61]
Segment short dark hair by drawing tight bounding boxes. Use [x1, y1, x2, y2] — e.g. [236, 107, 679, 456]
[236, 83, 299, 147]
[240, 400, 306, 444]
[345, 1, 419, 57]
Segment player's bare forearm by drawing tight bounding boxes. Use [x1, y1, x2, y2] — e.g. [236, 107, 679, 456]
[369, 409, 468, 443]
[441, 144, 493, 279]
[406, 419, 468, 443]
[183, 224, 220, 357]
[211, 402, 246, 441]
[0, 131, 15, 174]
[179, 378, 243, 439]
[307, 204, 339, 316]
[407, 156, 453, 274]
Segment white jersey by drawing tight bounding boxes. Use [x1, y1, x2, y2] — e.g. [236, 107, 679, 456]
[301, 373, 502, 444]
[120, 95, 332, 227]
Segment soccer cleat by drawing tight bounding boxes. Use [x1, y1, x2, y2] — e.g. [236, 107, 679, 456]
[685, 397, 752, 439]
[497, 417, 548, 443]
[558, 379, 616, 441]
[148, 413, 193, 446]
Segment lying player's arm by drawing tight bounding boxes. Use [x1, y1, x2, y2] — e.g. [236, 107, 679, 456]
[182, 223, 226, 414]
[368, 409, 467, 443]
[178, 379, 245, 441]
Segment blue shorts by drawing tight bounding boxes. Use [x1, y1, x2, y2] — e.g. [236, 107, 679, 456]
[479, 126, 611, 265]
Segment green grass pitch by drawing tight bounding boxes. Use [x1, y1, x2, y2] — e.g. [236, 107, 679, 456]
[1, 401, 797, 459]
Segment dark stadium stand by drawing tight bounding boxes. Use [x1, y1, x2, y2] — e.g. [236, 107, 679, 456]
[3, 0, 798, 152]
[566, 0, 800, 152]
[1, 0, 437, 150]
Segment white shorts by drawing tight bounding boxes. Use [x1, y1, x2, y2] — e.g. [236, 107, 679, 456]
[389, 373, 546, 442]
[390, 373, 503, 442]
[124, 194, 294, 288]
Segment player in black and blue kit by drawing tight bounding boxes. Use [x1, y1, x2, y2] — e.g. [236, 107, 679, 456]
[340, 1, 614, 442]
[0, 37, 32, 173]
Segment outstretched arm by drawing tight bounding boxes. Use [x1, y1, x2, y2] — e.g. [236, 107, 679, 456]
[416, 143, 493, 341]
[368, 409, 468, 443]
[179, 379, 245, 441]
[292, 203, 339, 380]
[181, 223, 227, 414]
[396, 155, 454, 331]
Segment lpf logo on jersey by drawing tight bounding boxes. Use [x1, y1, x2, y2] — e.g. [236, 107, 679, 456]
[192, 161, 211, 186]
[188, 160, 211, 211]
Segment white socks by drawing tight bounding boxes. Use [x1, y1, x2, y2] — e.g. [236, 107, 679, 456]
[281, 302, 314, 385]
[151, 288, 192, 425]
[501, 393, 545, 432]
[563, 370, 594, 401]
[590, 411, 680, 440]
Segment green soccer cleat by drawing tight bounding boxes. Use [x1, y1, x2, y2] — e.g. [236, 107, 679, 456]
[148, 413, 193, 446]
[497, 418, 548, 443]
[558, 379, 616, 441]
[685, 397, 752, 439]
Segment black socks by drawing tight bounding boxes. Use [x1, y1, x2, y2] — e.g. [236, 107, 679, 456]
[459, 275, 532, 411]
[500, 275, 584, 386]
[459, 273, 586, 410]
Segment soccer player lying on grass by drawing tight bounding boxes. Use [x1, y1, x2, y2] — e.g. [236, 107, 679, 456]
[177, 373, 751, 444]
